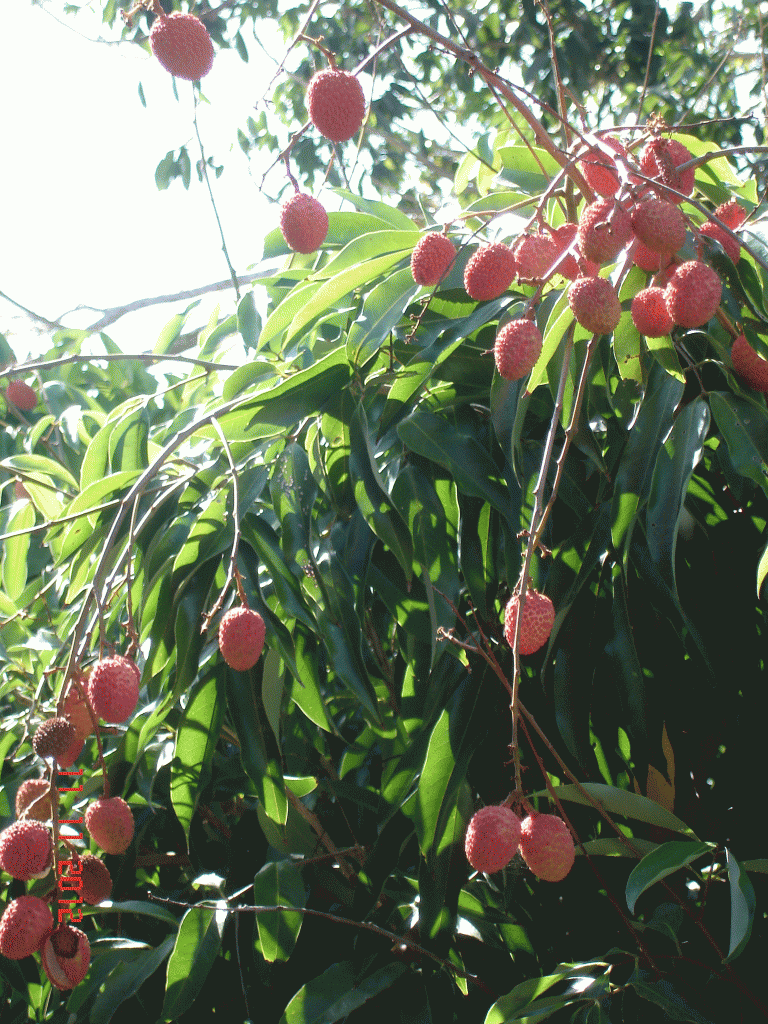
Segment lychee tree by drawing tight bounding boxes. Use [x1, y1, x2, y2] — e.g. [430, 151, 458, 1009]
[3, 0, 768, 1021]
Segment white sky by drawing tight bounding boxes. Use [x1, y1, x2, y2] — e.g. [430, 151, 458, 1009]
[1, 2, 288, 362]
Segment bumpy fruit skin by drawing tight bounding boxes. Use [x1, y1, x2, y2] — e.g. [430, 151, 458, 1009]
[631, 287, 675, 337]
[33, 718, 77, 760]
[63, 680, 94, 739]
[0, 896, 54, 960]
[631, 199, 686, 255]
[731, 335, 768, 393]
[568, 276, 622, 335]
[411, 232, 456, 286]
[549, 223, 598, 279]
[664, 260, 722, 328]
[280, 193, 329, 254]
[15, 778, 52, 822]
[520, 813, 575, 881]
[503, 589, 555, 655]
[463, 243, 516, 300]
[578, 136, 626, 197]
[306, 69, 366, 143]
[577, 199, 633, 264]
[87, 656, 140, 723]
[79, 854, 113, 905]
[698, 221, 740, 264]
[0, 820, 53, 881]
[494, 321, 543, 381]
[41, 926, 91, 991]
[5, 380, 37, 411]
[639, 137, 695, 202]
[219, 607, 266, 671]
[464, 805, 523, 873]
[512, 233, 559, 282]
[715, 199, 747, 230]
[85, 797, 134, 856]
[149, 11, 214, 81]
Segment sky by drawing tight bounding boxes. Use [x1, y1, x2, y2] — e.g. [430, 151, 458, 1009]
[1, 2, 288, 362]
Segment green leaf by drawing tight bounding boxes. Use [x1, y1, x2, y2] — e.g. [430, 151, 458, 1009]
[534, 783, 698, 837]
[485, 962, 609, 1023]
[346, 266, 419, 367]
[253, 860, 307, 962]
[171, 672, 225, 847]
[710, 390, 768, 496]
[162, 905, 227, 1019]
[279, 961, 407, 1024]
[724, 847, 756, 962]
[2, 500, 34, 600]
[626, 841, 712, 913]
[87, 937, 175, 1024]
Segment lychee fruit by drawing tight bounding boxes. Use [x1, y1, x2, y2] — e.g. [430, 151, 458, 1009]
[512, 232, 559, 282]
[63, 681, 94, 740]
[578, 135, 627, 197]
[664, 260, 722, 328]
[631, 287, 675, 337]
[549, 223, 598, 279]
[503, 589, 555, 655]
[15, 778, 52, 822]
[306, 68, 366, 143]
[218, 606, 266, 671]
[0, 820, 53, 881]
[79, 854, 113, 905]
[463, 243, 517, 301]
[464, 805, 523, 873]
[85, 796, 134, 856]
[715, 198, 747, 230]
[280, 192, 329, 254]
[411, 232, 457, 286]
[149, 10, 214, 81]
[631, 199, 686, 256]
[41, 925, 91, 991]
[698, 221, 740, 264]
[520, 813, 575, 881]
[32, 718, 77, 761]
[577, 199, 633, 264]
[639, 137, 695, 202]
[567, 276, 622, 335]
[731, 335, 768, 393]
[631, 238, 671, 274]
[494, 320, 543, 381]
[5, 380, 37, 411]
[86, 656, 140, 723]
[0, 896, 54, 960]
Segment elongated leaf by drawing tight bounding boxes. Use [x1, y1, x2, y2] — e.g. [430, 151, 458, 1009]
[626, 841, 711, 913]
[162, 906, 228, 1019]
[710, 390, 768, 496]
[88, 937, 175, 1024]
[171, 672, 225, 846]
[253, 860, 307, 962]
[485, 963, 609, 1023]
[346, 266, 418, 367]
[724, 847, 756, 962]
[280, 961, 407, 1024]
[533, 783, 697, 836]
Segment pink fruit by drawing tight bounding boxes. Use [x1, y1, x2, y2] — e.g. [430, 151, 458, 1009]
[631, 199, 686, 256]
[715, 199, 747, 230]
[494, 320, 543, 381]
[0, 896, 54, 960]
[567, 276, 622, 335]
[464, 805, 523, 873]
[664, 260, 722, 328]
[631, 287, 675, 337]
[63, 680, 94, 740]
[512, 232, 560, 282]
[577, 199, 633, 265]
[5, 380, 37, 411]
[698, 221, 740, 264]
[0, 820, 53, 881]
[41, 926, 91, 990]
[578, 135, 627, 197]
[15, 779, 52, 822]
[86, 656, 140, 723]
[503, 589, 555, 655]
[149, 10, 214, 81]
[520, 813, 575, 881]
[280, 193, 329, 254]
[411, 232, 457, 286]
[464, 243, 517, 301]
[639, 137, 695, 202]
[731, 335, 768, 393]
[218, 606, 266, 671]
[32, 718, 77, 760]
[306, 68, 366, 143]
[85, 797, 134, 856]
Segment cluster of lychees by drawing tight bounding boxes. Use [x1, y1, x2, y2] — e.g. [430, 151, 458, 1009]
[0, 656, 141, 989]
[464, 803, 575, 882]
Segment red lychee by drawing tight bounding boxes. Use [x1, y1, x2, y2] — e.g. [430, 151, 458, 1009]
[306, 68, 366, 143]
[512, 232, 559, 282]
[280, 193, 329, 254]
[0, 820, 53, 881]
[32, 717, 77, 761]
[503, 589, 555, 655]
[218, 606, 266, 671]
[714, 198, 747, 230]
[664, 260, 722, 328]
[464, 805, 523, 873]
[410, 232, 457, 286]
[578, 135, 627, 197]
[463, 243, 517, 301]
[41, 925, 91, 991]
[639, 137, 695, 202]
[60, 854, 112, 906]
[86, 656, 140, 723]
[63, 680, 94, 740]
[5, 380, 37, 411]
[520, 813, 575, 881]
[631, 287, 675, 337]
[494, 320, 543, 381]
[731, 335, 768, 393]
[0, 896, 54, 960]
[631, 238, 671, 274]
[698, 221, 740, 264]
[85, 797, 134, 856]
[577, 199, 633, 265]
[631, 199, 686, 256]
[15, 778, 52, 822]
[149, 10, 214, 81]
[567, 276, 622, 335]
